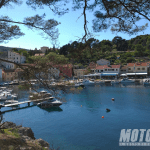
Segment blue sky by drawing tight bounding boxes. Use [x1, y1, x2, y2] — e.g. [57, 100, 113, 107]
[0, 1, 150, 50]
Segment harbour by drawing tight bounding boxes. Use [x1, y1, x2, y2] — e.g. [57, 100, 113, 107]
[1, 83, 150, 150]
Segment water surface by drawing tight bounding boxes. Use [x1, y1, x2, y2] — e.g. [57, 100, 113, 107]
[2, 84, 150, 150]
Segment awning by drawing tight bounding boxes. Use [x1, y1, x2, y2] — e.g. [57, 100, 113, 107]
[135, 73, 147, 75]
[101, 73, 118, 76]
[126, 73, 136, 75]
[126, 73, 147, 75]
[120, 74, 127, 76]
[84, 73, 101, 77]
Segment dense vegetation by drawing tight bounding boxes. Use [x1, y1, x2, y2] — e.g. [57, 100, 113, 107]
[59, 34, 150, 65]
[2, 34, 150, 66]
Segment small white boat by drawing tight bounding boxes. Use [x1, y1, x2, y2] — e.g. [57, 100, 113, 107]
[143, 78, 150, 85]
[75, 83, 84, 87]
[39, 90, 48, 94]
[120, 78, 135, 83]
[29, 91, 52, 100]
[0, 91, 18, 101]
[82, 79, 95, 85]
[111, 80, 120, 84]
[49, 82, 56, 86]
[37, 99, 62, 108]
[4, 100, 18, 105]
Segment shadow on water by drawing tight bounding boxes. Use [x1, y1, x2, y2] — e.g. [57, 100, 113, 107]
[0, 105, 36, 114]
[38, 106, 63, 113]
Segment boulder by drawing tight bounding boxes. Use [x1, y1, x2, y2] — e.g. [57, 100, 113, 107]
[0, 121, 16, 129]
[36, 138, 49, 147]
[18, 127, 35, 139]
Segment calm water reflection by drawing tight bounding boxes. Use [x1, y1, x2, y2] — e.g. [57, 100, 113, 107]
[2, 84, 150, 150]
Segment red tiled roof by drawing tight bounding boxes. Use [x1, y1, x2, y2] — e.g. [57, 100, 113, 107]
[105, 65, 121, 69]
[135, 62, 147, 67]
[96, 65, 121, 70]
[121, 66, 127, 69]
[127, 63, 135, 67]
[96, 66, 105, 70]
[88, 62, 97, 69]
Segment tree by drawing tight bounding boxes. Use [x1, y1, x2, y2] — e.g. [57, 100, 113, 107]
[0, 1, 60, 43]
[126, 57, 135, 63]
[59, 44, 71, 56]
[0, 0, 150, 43]
[0, 0, 150, 94]
[134, 44, 146, 56]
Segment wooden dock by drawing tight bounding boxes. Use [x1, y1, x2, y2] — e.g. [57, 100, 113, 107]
[0, 98, 51, 111]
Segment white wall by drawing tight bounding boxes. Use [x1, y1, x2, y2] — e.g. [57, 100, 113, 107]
[97, 59, 110, 66]
[8, 51, 26, 64]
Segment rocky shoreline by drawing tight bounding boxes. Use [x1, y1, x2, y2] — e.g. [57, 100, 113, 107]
[0, 121, 50, 150]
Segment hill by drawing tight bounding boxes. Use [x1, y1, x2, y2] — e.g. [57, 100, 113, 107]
[0, 46, 29, 52]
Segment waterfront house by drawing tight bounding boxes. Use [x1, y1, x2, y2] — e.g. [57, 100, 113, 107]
[73, 69, 86, 79]
[2, 69, 16, 81]
[58, 64, 73, 78]
[15, 68, 24, 80]
[120, 65, 128, 77]
[8, 50, 26, 64]
[95, 65, 121, 79]
[48, 67, 60, 79]
[0, 50, 26, 70]
[127, 62, 148, 78]
[88, 62, 97, 73]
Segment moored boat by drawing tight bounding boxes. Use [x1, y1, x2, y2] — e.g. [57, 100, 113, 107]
[37, 99, 62, 108]
[120, 78, 135, 83]
[4, 100, 19, 105]
[143, 78, 150, 85]
[111, 80, 120, 84]
[74, 83, 84, 88]
[0, 92, 18, 101]
[82, 79, 95, 86]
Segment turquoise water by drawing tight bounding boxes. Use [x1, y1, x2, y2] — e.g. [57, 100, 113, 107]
[2, 84, 150, 150]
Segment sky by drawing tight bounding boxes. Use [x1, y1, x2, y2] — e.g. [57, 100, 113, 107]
[0, 1, 150, 50]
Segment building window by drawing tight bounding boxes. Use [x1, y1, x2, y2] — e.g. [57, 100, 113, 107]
[116, 69, 118, 71]
[105, 69, 107, 71]
[128, 68, 131, 70]
[142, 68, 145, 70]
[108, 69, 114, 71]
[137, 68, 140, 70]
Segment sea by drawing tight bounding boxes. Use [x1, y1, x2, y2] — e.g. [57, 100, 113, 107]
[1, 83, 150, 150]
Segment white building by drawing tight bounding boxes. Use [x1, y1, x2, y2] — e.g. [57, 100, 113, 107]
[48, 67, 60, 79]
[0, 50, 26, 69]
[40, 46, 49, 53]
[8, 51, 26, 64]
[95, 65, 121, 78]
[1, 58, 15, 69]
[97, 59, 110, 66]
[96, 65, 120, 74]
